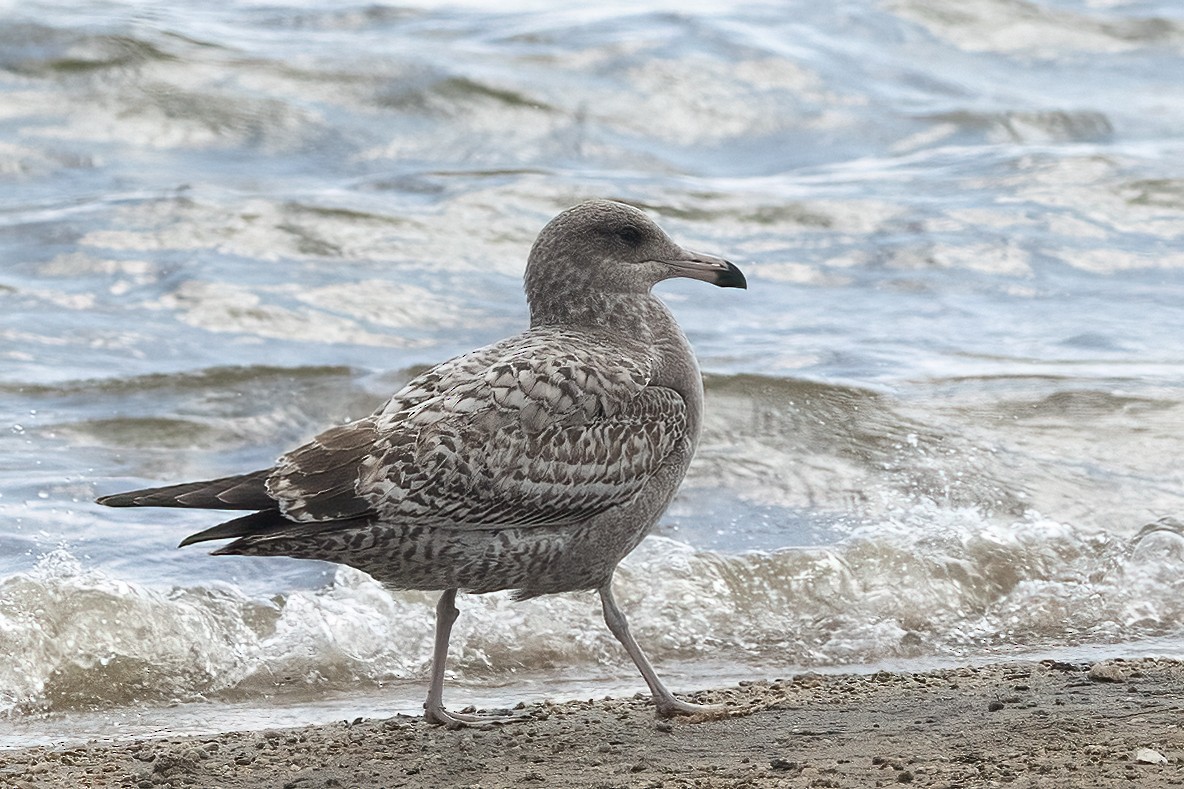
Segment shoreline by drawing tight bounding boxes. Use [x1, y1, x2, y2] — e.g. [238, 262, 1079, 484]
[2, 658, 1182, 788]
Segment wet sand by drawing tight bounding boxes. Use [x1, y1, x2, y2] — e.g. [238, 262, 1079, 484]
[3, 659, 1182, 788]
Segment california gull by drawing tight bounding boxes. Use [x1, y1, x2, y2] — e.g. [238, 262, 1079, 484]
[97, 199, 746, 726]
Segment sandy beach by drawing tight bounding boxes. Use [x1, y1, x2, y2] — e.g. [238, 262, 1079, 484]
[3, 658, 1181, 788]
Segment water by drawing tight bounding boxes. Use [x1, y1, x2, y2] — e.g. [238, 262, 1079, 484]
[2, 0, 1184, 746]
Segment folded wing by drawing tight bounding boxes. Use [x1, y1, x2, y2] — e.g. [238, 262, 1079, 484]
[268, 330, 687, 531]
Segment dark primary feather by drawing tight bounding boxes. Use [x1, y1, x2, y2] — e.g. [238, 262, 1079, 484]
[96, 469, 275, 510]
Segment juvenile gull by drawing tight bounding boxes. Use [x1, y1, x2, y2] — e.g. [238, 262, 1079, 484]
[97, 200, 746, 727]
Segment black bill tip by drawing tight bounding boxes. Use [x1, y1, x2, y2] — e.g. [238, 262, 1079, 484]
[714, 260, 747, 290]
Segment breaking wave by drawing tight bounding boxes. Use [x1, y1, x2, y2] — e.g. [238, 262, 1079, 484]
[4, 511, 1183, 716]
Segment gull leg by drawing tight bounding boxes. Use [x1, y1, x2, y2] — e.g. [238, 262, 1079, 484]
[598, 579, 723, 718]
[422, 588, 526, 727]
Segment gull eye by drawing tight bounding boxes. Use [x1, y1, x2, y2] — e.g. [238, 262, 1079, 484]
[614, 225, 644, 247]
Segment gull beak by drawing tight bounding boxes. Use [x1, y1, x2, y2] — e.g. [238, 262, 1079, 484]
[665, 250, 747, 289]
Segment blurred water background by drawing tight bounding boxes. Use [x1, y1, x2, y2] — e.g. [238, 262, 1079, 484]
[2, 0, 1183, 746]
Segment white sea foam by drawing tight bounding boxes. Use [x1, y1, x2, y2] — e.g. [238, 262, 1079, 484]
[4, 507, 1183, 718]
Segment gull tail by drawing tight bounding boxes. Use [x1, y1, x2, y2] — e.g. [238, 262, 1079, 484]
[188, 510, 373, 555]
[181, 509, 296, 549]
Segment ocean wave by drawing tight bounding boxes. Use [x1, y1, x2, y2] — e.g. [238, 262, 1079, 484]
[4, 509, 1183, 716]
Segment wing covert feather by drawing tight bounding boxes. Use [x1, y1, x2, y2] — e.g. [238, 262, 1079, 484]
[267, 331, 687, 528]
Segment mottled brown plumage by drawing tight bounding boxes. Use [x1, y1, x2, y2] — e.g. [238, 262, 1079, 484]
[98, 199, 745, 726]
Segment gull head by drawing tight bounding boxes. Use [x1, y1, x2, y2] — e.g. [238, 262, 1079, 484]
[524, 200, 745, 325]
